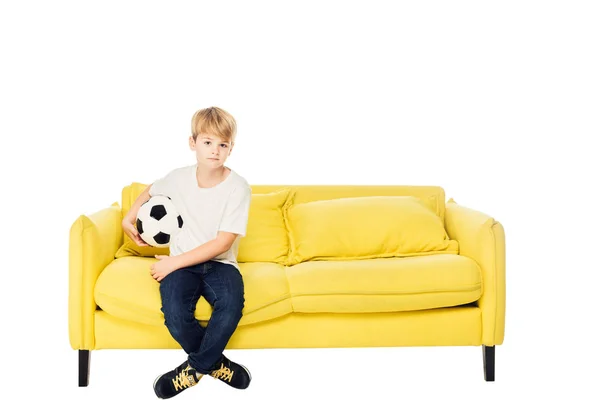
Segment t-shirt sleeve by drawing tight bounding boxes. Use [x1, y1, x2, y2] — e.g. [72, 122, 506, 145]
[219, 185, 252, 237]
[149, 170, 175, 198]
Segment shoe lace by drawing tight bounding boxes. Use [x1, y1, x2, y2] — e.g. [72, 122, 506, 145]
[172, 365, 196, 391]
[210, 362, 234, 382]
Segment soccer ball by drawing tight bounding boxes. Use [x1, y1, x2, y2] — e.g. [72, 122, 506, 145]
[136, 195, 184, 248]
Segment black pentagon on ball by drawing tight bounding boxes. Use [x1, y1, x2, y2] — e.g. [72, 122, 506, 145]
[136, 218, 144, 234]
[150, 204, 167, 221]
[154, 232, 170, 245]
[178, 215, 183, 228]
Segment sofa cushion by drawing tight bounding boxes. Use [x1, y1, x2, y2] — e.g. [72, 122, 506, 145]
[95, 254, 480, 326]
[94, 257, 293, 327]
[285, 195, 458, 265]
[285, 254, 481, 312]
[238, 188, 294, 264]
[115, 186, 294, 264]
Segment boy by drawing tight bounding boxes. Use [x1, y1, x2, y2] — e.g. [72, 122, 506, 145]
[122, 107, 253, 399]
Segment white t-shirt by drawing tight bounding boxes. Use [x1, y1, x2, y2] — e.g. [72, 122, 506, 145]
[148, 163, 252, 271]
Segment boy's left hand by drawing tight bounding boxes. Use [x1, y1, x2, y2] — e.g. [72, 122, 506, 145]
[150, 255, 179, 282]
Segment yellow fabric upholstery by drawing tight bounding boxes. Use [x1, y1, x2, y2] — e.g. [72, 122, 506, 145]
[444, 198, 506, 346]
[69, 202, 123, 350]
[286, 195, 458, 264]
[94, 254, 481, 327]
[237, 188, 294, 264]
[286, 255, 480, 313]
[69, 184, 505, 359]
[94, 307, 482, 349]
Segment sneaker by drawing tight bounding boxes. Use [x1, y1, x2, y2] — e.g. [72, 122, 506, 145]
[207, 354, 252, 390]
[153, 360, 203, 399]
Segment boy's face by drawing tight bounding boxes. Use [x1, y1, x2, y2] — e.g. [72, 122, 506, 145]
[189, 134, 233, 169]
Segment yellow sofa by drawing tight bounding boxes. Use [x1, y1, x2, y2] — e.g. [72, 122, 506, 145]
[69, 183, 506, 386]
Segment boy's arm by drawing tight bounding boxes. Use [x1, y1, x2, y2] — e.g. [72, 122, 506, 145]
[215, 231, 239, 250]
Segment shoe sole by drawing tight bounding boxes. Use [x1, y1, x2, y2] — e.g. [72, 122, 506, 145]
[239, 363, 252, 389]
[153, 374, 164, 398]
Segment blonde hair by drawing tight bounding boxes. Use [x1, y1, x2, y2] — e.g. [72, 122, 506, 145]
[191, 106, 237, 144]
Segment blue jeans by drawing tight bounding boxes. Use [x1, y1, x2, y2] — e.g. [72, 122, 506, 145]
[159, 260, 245, 374]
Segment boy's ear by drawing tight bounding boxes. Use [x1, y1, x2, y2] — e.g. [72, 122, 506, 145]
[189, 136, 196, 150]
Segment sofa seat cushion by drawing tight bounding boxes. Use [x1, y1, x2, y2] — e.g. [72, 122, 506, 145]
[285, 254, 481, 313]
[94, 257, 293, 327]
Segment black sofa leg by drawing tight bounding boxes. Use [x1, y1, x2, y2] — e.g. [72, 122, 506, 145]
[79, 350, 90, 387]
[482, 345, 495, 381]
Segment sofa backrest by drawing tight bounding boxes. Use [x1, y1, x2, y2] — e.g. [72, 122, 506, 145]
[249, 184, 446, 220]
[121, 183, 445, 222]
[118, 183, 451, 265]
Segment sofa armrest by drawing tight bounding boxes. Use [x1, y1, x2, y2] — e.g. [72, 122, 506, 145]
[444, 198, 506, 346]
[69, 202, 123, 350]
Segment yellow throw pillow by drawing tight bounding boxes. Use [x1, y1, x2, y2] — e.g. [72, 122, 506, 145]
[238, 188, 295, 264]
[115, 222, 170, 259]
[285, 195, 458, 265]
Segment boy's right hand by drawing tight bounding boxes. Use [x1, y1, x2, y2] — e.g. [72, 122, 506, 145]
[122, 218, 149, 247]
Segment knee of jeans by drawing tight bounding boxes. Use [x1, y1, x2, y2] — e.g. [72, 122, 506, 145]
[216, 301, 244, 324]
[163, 306, 195, 330]
[220, 312, 242, 330]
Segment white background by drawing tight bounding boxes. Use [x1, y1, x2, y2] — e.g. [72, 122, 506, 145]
[1, 0, 599, 399]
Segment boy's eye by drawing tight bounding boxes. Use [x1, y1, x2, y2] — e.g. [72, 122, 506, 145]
[203, 141, 228, 148]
